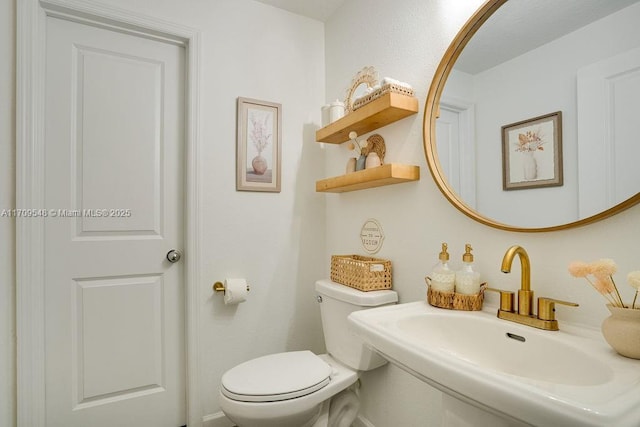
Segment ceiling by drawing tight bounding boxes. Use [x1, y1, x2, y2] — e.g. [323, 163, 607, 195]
[252, 0, 348, 21]
[252, 0, 639, 73]
[456, 0, 640, 74]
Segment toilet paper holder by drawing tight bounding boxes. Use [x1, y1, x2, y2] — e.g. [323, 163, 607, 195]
[213, 281, 251, 294]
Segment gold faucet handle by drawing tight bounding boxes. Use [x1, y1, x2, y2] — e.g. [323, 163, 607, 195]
[537, 297, 579, 321]
[486, 287, 515, 312]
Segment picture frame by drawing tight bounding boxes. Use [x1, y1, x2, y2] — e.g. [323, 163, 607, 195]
[236, 97, 282, 192]
[501, 111, 563, 191]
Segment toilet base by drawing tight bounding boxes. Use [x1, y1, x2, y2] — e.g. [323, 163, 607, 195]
[223, 401, 323, 427]
[312, 389, 360, 427]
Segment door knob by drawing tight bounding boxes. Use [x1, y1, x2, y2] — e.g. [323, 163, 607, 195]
[166, 249, 182, 263]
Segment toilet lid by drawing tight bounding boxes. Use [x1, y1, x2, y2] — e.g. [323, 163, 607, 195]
[221, 351, 332, 402]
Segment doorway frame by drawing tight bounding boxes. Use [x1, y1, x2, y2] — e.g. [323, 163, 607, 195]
[16, 1, 202, 426]
[438, 96, 477, 209]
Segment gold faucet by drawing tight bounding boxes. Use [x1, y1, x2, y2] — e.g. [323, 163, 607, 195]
[501, 245, 534, 316]
[488, 245, 578, 331]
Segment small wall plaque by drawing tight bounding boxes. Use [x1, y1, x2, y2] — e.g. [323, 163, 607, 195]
[360, 218, 384, 254]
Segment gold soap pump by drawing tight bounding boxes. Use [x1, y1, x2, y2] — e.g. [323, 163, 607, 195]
[440, 243, 450, 263]
[463, 244, 473, 263]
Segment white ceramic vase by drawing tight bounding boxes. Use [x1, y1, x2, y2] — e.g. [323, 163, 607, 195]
[365, 152, 381, 169]
[522, 151, 537, 180]
[601, 304, 640, 359]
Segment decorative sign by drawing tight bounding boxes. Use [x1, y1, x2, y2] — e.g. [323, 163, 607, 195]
[360, 218, 384, 254]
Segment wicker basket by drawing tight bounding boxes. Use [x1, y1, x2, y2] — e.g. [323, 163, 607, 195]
[425, 280, 486, 311]
[426, 286, 455, 309]
[352, 83, 415, 111]
[330, 255, 392, 291]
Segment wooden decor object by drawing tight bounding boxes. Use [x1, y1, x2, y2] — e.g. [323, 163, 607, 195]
[362, 133, 386, 163]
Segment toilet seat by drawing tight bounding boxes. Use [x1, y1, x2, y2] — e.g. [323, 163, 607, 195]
[221, 351, 332, 403]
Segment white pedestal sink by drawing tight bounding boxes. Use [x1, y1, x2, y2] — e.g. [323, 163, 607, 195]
[348, 301, 640, 427]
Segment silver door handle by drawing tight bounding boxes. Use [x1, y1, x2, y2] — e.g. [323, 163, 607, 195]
[166, 249, 182, 263]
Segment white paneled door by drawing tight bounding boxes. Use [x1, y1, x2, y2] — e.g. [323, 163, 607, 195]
[577, 47, 640, 219]
[43, 14, 186, 427]
[436, 100, 476, 209]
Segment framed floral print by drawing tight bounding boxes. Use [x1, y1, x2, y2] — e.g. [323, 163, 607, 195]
[236, 97, 282, 192]
[502, 111, 563, 190]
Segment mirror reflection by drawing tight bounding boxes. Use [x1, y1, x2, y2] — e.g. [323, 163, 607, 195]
[436, 0, 640, 229]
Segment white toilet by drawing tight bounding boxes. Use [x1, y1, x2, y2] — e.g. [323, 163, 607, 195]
[219, 279, 398, 427]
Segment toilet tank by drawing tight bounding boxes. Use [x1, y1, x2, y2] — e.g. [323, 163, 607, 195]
[315, 280, 398, 371]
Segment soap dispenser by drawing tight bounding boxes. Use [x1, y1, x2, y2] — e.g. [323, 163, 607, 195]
[429, 243, 456, 292]
[455, 244, 481, 295]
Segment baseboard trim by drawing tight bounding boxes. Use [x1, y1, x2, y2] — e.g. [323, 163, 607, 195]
[202, 411, 234, 427]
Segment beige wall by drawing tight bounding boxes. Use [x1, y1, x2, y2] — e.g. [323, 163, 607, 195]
[324, 0, 640, 425]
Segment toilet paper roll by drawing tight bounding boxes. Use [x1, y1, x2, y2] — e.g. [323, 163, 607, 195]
[224, 278, 248, 305]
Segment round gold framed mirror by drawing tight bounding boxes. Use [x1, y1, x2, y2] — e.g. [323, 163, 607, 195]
[424, 0, 640, 232]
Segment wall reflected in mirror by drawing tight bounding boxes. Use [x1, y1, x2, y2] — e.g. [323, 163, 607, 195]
[436, 0, 640, 229]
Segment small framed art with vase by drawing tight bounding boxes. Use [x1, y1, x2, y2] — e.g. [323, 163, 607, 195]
[236, 97, 282, 192]
[501, 111, 563, 191]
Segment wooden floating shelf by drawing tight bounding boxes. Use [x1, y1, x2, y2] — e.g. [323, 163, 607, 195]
[316, 163, 420, 193]
[316, 93, 419, 144]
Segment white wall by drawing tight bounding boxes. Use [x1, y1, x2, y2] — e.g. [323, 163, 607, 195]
[325, 0, 640, 425]
[0, 0, 16, 425]
[2, 0, 326, 424]
[4, 0, 640, 426]
[445, 2, 640, 227]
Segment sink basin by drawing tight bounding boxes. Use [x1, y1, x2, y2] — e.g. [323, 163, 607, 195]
[349, 301, 640, 427]
[395, 312, 611, 386]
